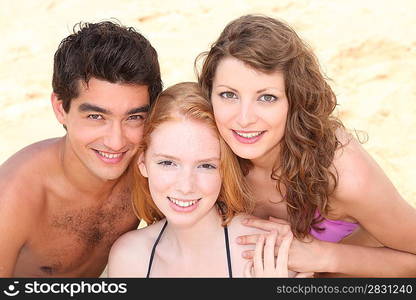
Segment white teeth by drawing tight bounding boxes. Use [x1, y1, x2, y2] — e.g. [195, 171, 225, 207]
[98, 151, 122, 159]
[235, 131, 263, 138]
[168, 197, 199, 208]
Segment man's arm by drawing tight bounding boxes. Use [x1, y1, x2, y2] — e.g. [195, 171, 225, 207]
[0, 158, 39, 277]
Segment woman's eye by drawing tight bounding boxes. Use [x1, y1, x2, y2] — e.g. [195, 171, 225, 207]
[199, 163, 217, 170]
[157, 160, 175, 167]
[258, 94, 277, 102]
[219, 91, 237, 99]
[88, 114, 103, 120]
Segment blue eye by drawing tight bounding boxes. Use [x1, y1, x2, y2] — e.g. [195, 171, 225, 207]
[199, 163, 217, 170]
[88, 114, 103, 120]
[157, 160, 176, 167]
[219, 91, 237, 99]
[258, 94, 277, 102]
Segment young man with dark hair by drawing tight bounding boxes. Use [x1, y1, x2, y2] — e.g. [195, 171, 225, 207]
[0, 21, 162, 277]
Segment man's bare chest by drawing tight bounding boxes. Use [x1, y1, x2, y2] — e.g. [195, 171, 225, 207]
[16, 189, 139, 276]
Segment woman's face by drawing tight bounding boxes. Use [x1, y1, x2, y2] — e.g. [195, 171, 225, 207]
[138, 119, 222, 226]
[211, 57, 289, 164]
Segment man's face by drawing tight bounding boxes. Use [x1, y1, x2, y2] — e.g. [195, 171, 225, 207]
[60, 78, 150, 181]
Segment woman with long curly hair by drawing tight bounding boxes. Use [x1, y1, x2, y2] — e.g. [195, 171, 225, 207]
[197, 14, 416, 277]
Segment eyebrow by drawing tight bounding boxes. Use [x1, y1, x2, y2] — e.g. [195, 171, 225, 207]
[78, 103, 149, 115]
[153, 153, 220, 163]
[214, 84, 283, 94]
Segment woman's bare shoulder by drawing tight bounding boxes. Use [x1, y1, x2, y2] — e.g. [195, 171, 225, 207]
[108, 220, 167, 277]
[333, 128, 380, 197]
[229, 214, 269, 237]
[111, 220, 166, 253]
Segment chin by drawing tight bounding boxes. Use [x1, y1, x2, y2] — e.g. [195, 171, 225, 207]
[93, 169, 127, 181]
[231, 149, 262, 160]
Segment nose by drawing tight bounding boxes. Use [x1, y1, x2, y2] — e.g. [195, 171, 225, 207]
[103, 121, 126, 152]
[236, 100, 257, 128]
[176, 167, 195, 195]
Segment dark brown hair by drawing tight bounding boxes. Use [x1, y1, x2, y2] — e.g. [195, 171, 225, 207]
[197, 14, 343, 238]
[132, 82, 253, 226]
[52, 20, 162, 112]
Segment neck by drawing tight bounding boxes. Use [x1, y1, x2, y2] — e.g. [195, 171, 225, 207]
[249, 143, 282, 176]
[165, 207, 224, 255]
[59, 137, 121, 197]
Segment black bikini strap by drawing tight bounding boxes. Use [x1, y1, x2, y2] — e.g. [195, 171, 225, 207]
[146, 220, 168, 278]
[223, 226, 233, 278]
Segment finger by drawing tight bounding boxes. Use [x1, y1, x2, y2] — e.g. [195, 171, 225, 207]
[253, 234, 265, 276]
[242, 250, 254, 260]
[264, 230, 278, 272]
[275, 233, 293, 277]
[237, 234, 260, 245]
[295, 272, 315, 278]
[242, 218, 289, 234]
[268, 216, 290, 225]
[244, 260, 253, 278]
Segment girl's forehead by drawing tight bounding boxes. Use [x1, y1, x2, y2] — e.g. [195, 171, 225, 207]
[147, 119, 220, 159]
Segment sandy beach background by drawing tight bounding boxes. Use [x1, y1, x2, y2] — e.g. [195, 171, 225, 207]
[0, 0, 415, 207]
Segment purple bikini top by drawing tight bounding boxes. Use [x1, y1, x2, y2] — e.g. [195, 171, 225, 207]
[309, 211, 359, 242]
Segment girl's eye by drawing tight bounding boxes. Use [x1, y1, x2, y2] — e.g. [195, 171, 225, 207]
[258, 94, 277, 102]
[199, 163, 217, 170]
[157, 160, 175, 167]
[219, 91, 237, 99]
[88, 114, 103, 120]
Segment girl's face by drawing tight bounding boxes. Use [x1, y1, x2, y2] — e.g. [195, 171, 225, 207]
[211, 57, 289, 165]
[138, 119, 222, 227]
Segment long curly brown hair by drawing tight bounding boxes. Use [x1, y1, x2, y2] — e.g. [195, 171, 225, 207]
[196, 14, 344, 238]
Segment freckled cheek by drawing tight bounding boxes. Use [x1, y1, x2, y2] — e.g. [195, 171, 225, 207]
[147, 171, 177, 196]
[196, 174, 222, 198]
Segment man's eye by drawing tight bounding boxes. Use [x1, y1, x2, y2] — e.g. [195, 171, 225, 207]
[219, 92, 237, 99]
[128, 115, 145, 121]
[258, 94, 277, 102]
[88, 114, 103, 120]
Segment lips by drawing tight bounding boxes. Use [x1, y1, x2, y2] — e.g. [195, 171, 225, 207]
[94, 149, 126, 164]
[232, 130, 265, 144]
[167, 197, 201, 212]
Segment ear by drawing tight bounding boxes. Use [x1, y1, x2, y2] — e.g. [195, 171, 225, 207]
[137, 152, 148, 178]
[51, 92, 67, 125]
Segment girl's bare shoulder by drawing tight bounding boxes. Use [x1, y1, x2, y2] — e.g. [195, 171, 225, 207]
[108, 220, 166, 277]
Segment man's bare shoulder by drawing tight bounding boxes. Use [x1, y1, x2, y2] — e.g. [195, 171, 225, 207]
[0, 138, 63, 209]
[1, 137, 62, 170]
[108, 220, 166, 277]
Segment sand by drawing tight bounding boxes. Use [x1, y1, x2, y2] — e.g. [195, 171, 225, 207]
[0, 0, 415, 206]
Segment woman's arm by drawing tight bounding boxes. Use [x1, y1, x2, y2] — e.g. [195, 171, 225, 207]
[238, 217, 416, 277]
[320, 135, 416, 276]
[238, 137, 416, 277]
